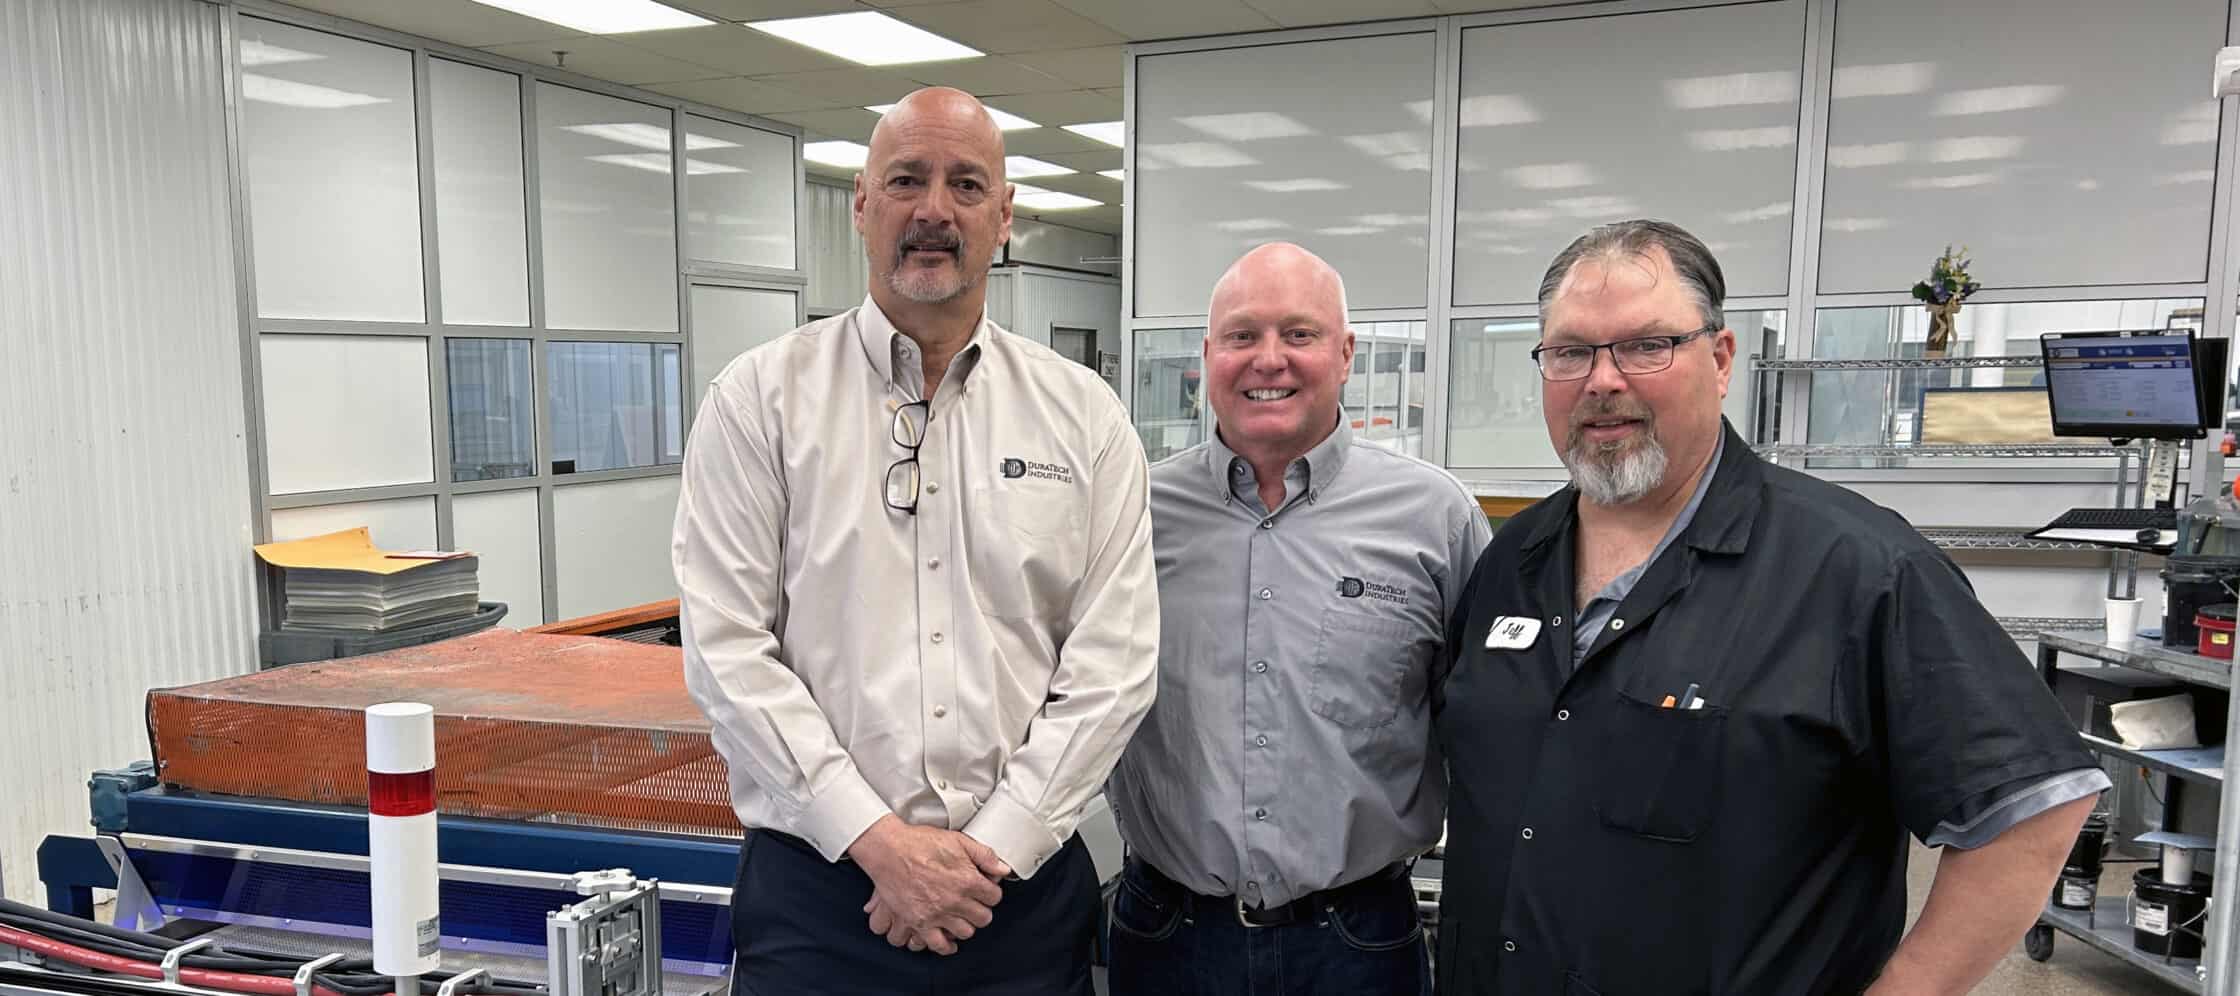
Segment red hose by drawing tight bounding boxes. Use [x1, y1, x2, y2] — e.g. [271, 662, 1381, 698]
[0, 924, 349, 996]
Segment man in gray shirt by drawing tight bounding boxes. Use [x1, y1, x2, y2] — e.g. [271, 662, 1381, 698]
[1106, 243, 1491, 995]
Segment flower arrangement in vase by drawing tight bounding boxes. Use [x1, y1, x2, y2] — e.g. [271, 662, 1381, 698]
[1910, 245, 1981, 357]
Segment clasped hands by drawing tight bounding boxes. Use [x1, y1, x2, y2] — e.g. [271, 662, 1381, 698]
[848, 814, 1013, 956]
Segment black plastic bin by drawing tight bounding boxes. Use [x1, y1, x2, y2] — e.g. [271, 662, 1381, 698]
[258, 601, 508, 668]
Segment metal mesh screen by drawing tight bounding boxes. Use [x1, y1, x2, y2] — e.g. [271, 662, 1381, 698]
[147, 630, 740, 835]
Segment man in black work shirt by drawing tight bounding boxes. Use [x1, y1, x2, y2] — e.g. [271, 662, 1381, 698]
[1436, 219, 2107, 995]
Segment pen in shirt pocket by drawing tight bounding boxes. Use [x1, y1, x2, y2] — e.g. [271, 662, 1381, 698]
[1662, 683, 1703, 710]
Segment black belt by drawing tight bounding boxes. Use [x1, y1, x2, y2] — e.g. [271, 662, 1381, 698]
[1127, 856, 1410, 928]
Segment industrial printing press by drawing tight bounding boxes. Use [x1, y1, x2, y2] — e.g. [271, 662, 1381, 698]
[22, 625, 734, 996]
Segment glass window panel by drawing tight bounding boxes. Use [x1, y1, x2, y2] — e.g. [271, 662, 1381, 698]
[444, 338, 535, 482]
[1133, 33, 1434, 317]
[685, 115, 797, 270]
[239, 19, 423, 322]
[688, 285, 796, 411]
[1355, 321, 1426, 457]
[1818, 0, 2223, 292]
[1132, 328, 1208, 463]
[431, 59, 529, 327]
[536, 83, 679, 332]
[1452, 2, 1803, 305]
[270, 496, 435, 551]
[552, 476, 680, 619]
[1803, 299, 2201, 468]
[452, 489, 543, 625]
[261, 334, 434, 494]
[1447, 310, 1783, 469]
[546, 341, 683, 474]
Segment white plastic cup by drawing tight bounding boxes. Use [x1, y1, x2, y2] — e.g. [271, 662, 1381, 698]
[2107, 597, 2144, 648]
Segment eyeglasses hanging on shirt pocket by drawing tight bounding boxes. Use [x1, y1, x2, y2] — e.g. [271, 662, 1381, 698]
[885, 400, 931, 515]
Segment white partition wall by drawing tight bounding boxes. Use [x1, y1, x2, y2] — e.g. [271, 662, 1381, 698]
[235, 6, 802, 624]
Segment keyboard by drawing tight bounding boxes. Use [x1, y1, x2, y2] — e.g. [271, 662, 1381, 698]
[2040, 507, 2177, 531]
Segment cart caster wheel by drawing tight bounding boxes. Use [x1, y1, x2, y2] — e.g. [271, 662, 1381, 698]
[2025, 924, 2054, 962]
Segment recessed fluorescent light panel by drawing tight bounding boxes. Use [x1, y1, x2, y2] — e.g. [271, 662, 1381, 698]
[1097, 169, 1125, 181]
[240, 74, 387, 109]
[866, 103, 1039, 131]
[748, 12, 981, 66]
[239, 41, 321, 68]
[1011, 183, 1100, 210]
[1005, 156, 1074, 178]
[565, 122, 736, 152]
[804, 140, 870, 169]
[588, 153, 746, 175]
[1062, 121, 1124, 147]
[465, 0, 711, 34]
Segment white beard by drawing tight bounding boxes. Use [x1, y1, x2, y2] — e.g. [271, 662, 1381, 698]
[1566, 434, 1668, 506]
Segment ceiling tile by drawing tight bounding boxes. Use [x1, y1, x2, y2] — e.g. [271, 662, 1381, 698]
[1007, 46, 1124, 89]
[1431, 0, 1584, 11]
[890, 0, 1125, 54]
[1241, 0, 1440, 27]
[480, 37, 723, 85]
[608, 23, 855, 75]
[1037, 149, 1123, 172]
[273, 0, 585, 47]
[1048, 0, 1279, 41]
[650, 75, 848, 114]
[750, 66, 926, 106]
[672, 0, 870, 18]
[767, 107, 884, 140]
[1000, 126, 1105, 156]
[901, 56, 1072, 95]
[983, 89, 1121, 126]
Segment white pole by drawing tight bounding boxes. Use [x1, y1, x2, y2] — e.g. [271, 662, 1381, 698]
[367, 703, 440, 982]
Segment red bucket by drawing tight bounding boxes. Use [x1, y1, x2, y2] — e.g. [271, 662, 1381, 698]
[2196, 603, 2236, 660]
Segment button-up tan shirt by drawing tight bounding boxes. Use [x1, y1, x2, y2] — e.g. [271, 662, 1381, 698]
[673, 297, 1158, 878]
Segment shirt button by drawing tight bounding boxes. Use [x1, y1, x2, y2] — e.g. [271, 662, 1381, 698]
[1520, 827, 1534, 840]
[927, 557, 941, 569]
[1255, 734, 1269, 747]
[926, 482, 940, 494]
[1259, 519, 1273, 529]
[932, 706, 947, 719]
[931, 632, 944, 644]
[1503, 940, 1518, 953]
[1556, 709, 1570, 721]
[937, 779, 949, 790]
[1252, 661, 1268, 673]
[1258, 588, 1273, 600]
[1551, 616, 1563, 627]
[1610, 618, 1624, 631]
[1254, 808, 1268, 820]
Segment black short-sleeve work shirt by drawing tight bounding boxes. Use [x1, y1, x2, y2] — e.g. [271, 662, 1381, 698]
[1433, 424, 2095, 995]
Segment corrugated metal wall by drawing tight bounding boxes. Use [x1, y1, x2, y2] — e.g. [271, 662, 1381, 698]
[804, 178, 868, 315]
[0, 0, 256, 900]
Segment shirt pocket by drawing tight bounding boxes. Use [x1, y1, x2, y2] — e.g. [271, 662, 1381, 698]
[971, 480, 1085, 620]
[1591, 690, 1727, 843]
[1308, 608, 1423, 730]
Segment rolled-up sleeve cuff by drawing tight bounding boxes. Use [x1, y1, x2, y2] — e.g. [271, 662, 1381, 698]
[962, 790, 1065, 880]
[1926, 767, 2112, 850]
[795, 768, 892, 863]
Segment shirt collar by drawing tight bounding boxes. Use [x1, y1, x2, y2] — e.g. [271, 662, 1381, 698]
[853, 295, 993, 396]
[1205, 409, 1355, 502]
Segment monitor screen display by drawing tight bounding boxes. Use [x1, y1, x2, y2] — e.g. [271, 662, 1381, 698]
[2040, 331, 2204, 439]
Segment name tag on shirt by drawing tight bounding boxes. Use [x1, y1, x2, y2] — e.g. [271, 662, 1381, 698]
[1484, 616, 1541, 650]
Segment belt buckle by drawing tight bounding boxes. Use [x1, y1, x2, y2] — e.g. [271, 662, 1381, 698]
[1234, 896, 1269, 929]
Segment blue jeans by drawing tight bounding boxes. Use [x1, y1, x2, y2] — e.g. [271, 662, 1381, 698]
[1105, 858, 1432, 996]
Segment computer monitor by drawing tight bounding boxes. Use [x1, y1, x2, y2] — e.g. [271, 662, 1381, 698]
[2039, 330, 2207, 440]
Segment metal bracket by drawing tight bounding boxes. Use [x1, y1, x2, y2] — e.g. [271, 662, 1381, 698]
[94, 834, 168, 932]
[159, 938, 213, 986]
[435, 968, 487, 996]
[547, 872, 661, 996]
[567, 869, 637, 896]
[293, 953, 346, 996]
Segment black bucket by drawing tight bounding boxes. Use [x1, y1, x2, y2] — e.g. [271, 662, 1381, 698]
[2162, 555, 2240, 647]
[2132, 868, 2213, 959]
[2054, 872, 2098, 911]
[2066, 815, 2110, 877]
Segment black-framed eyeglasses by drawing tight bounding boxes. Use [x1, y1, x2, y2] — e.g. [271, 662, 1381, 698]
[885, 400, 931, 515]
[1528, 325, 1718, 382]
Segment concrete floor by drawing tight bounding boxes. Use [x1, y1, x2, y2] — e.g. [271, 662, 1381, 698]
[1907, 841, 2186, 995]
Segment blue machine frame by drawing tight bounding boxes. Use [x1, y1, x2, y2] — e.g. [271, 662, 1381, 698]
[39, 787, 740, 967]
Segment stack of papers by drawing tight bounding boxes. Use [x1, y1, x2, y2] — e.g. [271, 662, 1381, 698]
[254, 528, 480, 632]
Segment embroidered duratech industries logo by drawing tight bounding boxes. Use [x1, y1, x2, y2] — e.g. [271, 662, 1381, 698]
[1337, 576, 1409, 605]
[1001, 457, 1074, 484]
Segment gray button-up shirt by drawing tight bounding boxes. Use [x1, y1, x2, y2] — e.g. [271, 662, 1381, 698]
[1108, 418, 1492, 907]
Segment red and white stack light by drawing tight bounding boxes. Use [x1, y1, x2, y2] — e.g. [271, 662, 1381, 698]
[366, 702, 441, 979]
